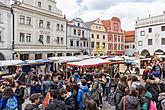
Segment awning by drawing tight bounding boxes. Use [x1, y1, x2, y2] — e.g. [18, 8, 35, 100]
[67, 58, 110, 67]
[49, 56, 83, 63]
[0, 60, 26, 67]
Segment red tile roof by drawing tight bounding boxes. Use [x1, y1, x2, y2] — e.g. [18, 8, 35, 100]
[102, 20, 111, 30]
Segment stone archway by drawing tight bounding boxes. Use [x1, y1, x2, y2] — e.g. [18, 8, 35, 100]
[83, 51, 89, 55]
[154, 49, 165, 55]
[0, 52, 5, 60]
[141, 49, 150, 57]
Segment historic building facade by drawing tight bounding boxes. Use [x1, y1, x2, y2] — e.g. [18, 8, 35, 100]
[0, 0, 12, 60]
[102, 17, 125, 56]
[67, 18, 90, 56]
[86, 18, 108, 55]
[135, 12, 165, 57]
[125, 31, 135, 56]
[12, 0, 67, 60]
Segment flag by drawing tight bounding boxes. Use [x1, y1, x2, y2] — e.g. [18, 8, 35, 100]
[42, 92, 50, 109]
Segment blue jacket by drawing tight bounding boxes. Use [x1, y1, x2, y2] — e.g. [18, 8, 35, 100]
[77, 85, 91, 109]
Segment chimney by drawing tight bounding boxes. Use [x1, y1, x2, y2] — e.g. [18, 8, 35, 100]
[163, 11, 165, 15]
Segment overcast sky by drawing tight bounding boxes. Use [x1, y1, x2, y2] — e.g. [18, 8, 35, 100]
[56, 0, 165, 31]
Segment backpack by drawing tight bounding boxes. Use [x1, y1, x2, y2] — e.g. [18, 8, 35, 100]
[82, 90, 92, 108]
[149, 100, 157, 110]
[6, 96, 18, 110]
[108, 91, 118, 106]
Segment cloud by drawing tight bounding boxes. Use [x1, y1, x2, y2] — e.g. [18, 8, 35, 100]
[56, 0, 165, 30]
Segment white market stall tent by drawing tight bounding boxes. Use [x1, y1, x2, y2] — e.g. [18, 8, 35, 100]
[49, 56, 84, 63]
[67, 58, 110, 67]
[0, 60, 26, 67]
[106, 56, 124, 61]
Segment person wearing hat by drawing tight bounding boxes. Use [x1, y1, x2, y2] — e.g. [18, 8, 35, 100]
[142, 66, 152, 81]
[15, 80, 25, 110]
[25, 93, 41, 110]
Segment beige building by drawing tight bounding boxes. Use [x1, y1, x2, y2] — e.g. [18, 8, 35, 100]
[12, 0, 68, 60]
[86, 18, 108, 55]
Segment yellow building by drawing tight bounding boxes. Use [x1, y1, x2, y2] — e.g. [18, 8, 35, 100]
[86, 18, 108, 55]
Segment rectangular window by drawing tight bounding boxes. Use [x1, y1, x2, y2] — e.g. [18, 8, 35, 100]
[70, 40, 73, 46]
[35, 54, 42, 60]
[61, 37, 63, 44]
[48, 5, 51, 11]
[121, 44, 124, 50]
[57, 24, 60, 31]
[38, 1, 41, 7]
[82, 31, 84, 37]
[78, 29, 81, 36]
[148, 39, 152, 45]
[74, 29, 76, 35]
[92, 34, 94, 38]
[138, 41, 142, 46]
[39, 20, 43, 28]
[26, 33, 31, 42]
[83, 41, 86, 47]
[47, 36, 50, 43]
[114, 44, 117, 50]
[47, 21, 50, 29]
[140, 31, 145, 36]
[103, 35, 105, 39]
[97, 34, 99, 39]
[57, 37, 60, 44]
[47, 53, 53, 58]
[109, 44, 113, 50]
[61, 25, 63, 31]
[161, 38, 165, 45]
[20, 33, 25, 42]
[103, 43, 105, 48]
[96, 42, 100, 48]
[58, 53, 63, 57]
[38, 35, 43, 44]
[77, 41, 79, 46]
[133, 45, 135, 49]
[118, 44, 120, 50]
[80, 43, 82, 47]
[161, 26, 165, 31]
[26, 17, 31, 25]
[87, 42, 88, 47]
[20, 15, 25, 24]
[148, 28, 152, 33]
[20, 54, 29, 60]
[91, 42, 94, 48]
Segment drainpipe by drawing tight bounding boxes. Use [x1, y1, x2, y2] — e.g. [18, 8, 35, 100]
[11, 8, 15, 60]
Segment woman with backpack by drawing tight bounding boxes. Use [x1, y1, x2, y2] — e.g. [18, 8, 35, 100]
[14, 80, 25, 110]
[0, 87, 18, 110]
[118, 88, 140, 110]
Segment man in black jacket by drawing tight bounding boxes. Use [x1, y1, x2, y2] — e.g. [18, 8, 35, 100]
[45, 89, 66, 110]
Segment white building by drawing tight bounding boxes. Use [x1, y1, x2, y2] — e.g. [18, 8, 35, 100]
[67, 18, 90, 56]
[12, 0, 68, 60]
[135, 12, 165, 57]
[0, 0, 12, 60]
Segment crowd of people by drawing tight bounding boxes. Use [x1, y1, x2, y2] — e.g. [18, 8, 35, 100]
[0, 59, 165, 110]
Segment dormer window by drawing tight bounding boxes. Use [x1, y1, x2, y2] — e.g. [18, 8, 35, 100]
[78, 23, 80, 27]
[38, 1, 41, 8]
[48, 5, 51, 11]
